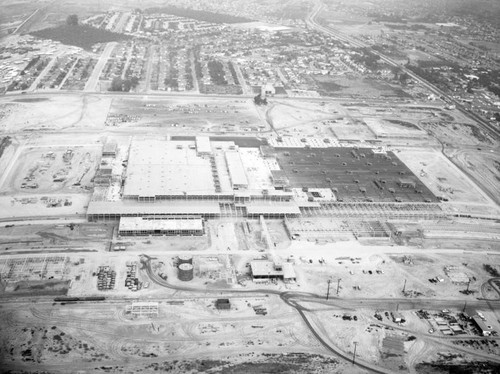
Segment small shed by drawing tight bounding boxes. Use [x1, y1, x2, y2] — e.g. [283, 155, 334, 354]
[215, 299, 231, 310]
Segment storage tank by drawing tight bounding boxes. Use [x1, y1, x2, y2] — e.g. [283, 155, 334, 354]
[178, 263, 194, 282]
[178, 255, 193, 266]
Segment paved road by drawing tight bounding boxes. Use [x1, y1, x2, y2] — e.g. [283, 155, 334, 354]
[84, 42, 117, 92]
[140, 255, 500, 373]
[12, 9, 40, 34]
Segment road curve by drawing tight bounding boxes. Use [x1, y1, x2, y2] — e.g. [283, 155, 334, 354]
[140, 255, 500, 373]
[141, 255, 394, 373]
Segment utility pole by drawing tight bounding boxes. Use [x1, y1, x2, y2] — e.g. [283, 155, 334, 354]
[402, 279, 407, 293]
[337, 278, 342, 296]
[352, 341, 358, 365]
[326, 279, 332, 300]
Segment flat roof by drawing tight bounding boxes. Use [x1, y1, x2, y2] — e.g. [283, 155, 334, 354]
[123, 140, 215, 197]
[472, 316, 494, 332]
[250, 260, 296, 279]
[87, 200, 221, 216]
[225, 151, 248, 187]
[196, 136, 212, 154]
[245, 203, 301, 215]
[103, 142, 117, 153]
[119, 217, 203, 231]
[274, 147, 438, 203]
[131, 302, 159, 307]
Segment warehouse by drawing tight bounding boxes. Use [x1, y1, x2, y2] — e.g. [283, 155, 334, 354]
[118, 216, 204, 236]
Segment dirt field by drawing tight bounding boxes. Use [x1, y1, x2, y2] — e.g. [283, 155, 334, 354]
[107, 97, 266, 133]
[364, 118, 427, 138]
[421, 120, 497, 147]
[330, 119, 377, 141]
[0, 145, 100, 194]
[313, 76, 411, 99]
[318, 9, 388, 37]
[0, 95, 111, 131]
[266, 100, 343, 131]
[448, 148, 500, 205]
[396, 148, 494, 204]
[0, 294, 344, 373]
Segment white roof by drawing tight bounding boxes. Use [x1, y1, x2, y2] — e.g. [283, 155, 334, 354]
[87, 200, 221, 215]
[131, 302, 159, 307]
[250, 260, 296, 279]
[119, 217, 203, 231]
[245, 203, 301, 215]
[196, 136, 212, 154]
[225, 151, 248, 188]
[123, 140, 215, 197]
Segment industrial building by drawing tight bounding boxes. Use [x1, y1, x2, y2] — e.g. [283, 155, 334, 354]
[123, 140, 216, 200]
[250, 260, 296, 282]
[472, 316, 495, 336]
[86, 138, 437, 222]
[118, 216, 204, 236]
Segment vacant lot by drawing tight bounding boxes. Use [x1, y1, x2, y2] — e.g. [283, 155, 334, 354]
[396, 149, 494, 204]
[107, 97, 265, 133]
[314, 76, 411, 99]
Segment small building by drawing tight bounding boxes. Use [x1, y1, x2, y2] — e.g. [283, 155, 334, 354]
[102, 142, 117, 157]
[472, 316, 494, 336]
[449, 324, 465, 334]
[261, 84, 275, 97]
[271, 170, 290, 189]
[94, 169, 112, 186]
[215, 299, 231, 310]
[250, 260, 296, 282]
[196, 136, 212, 155]
[126, 302, 159, 317]
[398, 178, 417, 189]
[391, 312, 405, 324]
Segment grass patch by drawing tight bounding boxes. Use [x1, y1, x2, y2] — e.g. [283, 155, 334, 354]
[484, 264, 500, 277]
[4, 279, 70, 296]
[0, 136, 12, 160]
[30, 25, 130, 50]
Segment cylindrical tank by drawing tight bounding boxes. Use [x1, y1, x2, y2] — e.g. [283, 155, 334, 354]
[178, 255, 193, 266]
[178, 263, 194, 282]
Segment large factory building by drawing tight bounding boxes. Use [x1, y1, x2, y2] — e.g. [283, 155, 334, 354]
[86, 137, 438, 227]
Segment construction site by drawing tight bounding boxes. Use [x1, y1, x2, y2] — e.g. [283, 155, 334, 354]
[0, 0, 499, 370]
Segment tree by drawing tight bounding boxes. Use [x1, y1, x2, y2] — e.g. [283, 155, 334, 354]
[110, 77, 123, 91]
[66, 14, 79, 26]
